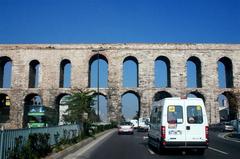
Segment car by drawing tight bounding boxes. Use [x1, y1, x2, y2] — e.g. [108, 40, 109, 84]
[138, 117, 150, 132]
[118, 121, 134, 135]
[221, 122, 234, 131]
[130, 119, 138, 129]
[213, 122, 234, 132]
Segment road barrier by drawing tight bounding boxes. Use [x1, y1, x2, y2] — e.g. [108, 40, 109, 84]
[0, 124, 82, 159]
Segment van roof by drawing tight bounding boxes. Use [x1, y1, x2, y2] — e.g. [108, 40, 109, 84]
[152, 97, 204, 107]
[163, 97, 203, 101]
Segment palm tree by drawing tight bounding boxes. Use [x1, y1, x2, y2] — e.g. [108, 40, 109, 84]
[63, 88, 96, 124]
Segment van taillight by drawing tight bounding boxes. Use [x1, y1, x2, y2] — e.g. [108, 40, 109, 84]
[205, 126, 209, 140]
[161, 126, 166, 139]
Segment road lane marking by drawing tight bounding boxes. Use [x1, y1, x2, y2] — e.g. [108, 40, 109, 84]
[147, 145, 155, 155]
[209, 146, 229, 155]
[143, 136, 148, 140]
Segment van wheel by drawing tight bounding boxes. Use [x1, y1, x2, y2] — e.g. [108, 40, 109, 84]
[197, 149, 205, 155]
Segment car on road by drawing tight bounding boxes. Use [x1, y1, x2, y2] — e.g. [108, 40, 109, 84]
[138, 117, 150, 132]
[130, 119, 138, 129]
[118, 121, 134, 135]
[221, 122, 234, 131]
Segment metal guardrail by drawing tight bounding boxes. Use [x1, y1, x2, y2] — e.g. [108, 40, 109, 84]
[0, 124, 82, 159]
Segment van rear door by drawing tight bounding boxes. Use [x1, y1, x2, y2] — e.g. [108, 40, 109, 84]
[185, 104, 206, 143]
[166, 104, 186, 143]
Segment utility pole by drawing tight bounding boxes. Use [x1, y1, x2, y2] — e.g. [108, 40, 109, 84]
[92, 48, 105, 122]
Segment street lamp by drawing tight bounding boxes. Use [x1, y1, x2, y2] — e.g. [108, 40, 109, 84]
[92, 48, 105, 122]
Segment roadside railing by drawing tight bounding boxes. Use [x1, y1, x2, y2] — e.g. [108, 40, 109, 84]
[0, 124, 82, 159]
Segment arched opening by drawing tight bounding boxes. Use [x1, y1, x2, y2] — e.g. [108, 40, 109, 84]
[218, 94, 229, 122]
[187, 56, 202, 88]
[29, 60, 40, 88]
[123, 56, 139, 87]
[121, 91, 140, 121]
[89, 54, 108, 88]
[218, 57, 233, 88]
[218, 92, 238, 122]
[187, 91, 205, 103]
[93, 93, 108, 122]
[0, 56, 12, 88]
[59, 59, 71, 88]
[155, 56, 171, 87]
[153, 91, 172, 101]
[56, 93, 71, 125]
[0, 94, 11, 123]
[23, 94, 42, 127]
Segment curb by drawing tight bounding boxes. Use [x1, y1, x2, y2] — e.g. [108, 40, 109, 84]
[45, 129, 116, 159]
[218, 132, 240, 143]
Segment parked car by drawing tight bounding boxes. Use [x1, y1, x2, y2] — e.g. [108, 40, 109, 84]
[221, 122, 234, 131]
[118, 121, 134, 135]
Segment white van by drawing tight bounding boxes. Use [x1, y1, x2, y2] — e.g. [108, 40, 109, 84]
[148, 97, 209, 154]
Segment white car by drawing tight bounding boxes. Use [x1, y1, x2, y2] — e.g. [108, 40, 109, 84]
[118, 121, 134, 135]
[222, 122, 234, 131]
[130, 119, 138, 129]
[138, 117, 150, 132]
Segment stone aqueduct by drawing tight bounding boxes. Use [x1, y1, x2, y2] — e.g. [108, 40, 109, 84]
[1, 43, 240, 129]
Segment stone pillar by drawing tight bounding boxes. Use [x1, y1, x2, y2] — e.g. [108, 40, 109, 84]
[138, 52, 154, 117]
[170, 52, 186, 89]
[107, 51, 122, 121]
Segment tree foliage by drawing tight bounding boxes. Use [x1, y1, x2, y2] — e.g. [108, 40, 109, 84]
[63, 89, 96, 124]
[225, 91, 240, 120]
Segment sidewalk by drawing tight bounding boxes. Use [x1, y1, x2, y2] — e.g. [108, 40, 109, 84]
[45, 129, 116, 159]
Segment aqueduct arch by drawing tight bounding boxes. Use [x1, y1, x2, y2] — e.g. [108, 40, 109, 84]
[1, 44, 240, 129]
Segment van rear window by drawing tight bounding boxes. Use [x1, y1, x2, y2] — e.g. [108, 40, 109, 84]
[167, 105, 183, 124]
[187, 106, 203, 124]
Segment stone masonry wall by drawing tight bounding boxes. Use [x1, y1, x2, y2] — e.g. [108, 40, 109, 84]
[0, 44, 240, 129]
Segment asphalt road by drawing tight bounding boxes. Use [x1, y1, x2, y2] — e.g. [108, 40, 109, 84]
[65, 129, 240, 159]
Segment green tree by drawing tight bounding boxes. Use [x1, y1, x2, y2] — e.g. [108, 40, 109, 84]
[224, 91, 239, 120]
[63, 89, 96, 124]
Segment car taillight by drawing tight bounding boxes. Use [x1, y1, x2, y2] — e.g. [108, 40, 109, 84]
[205, 126, 209, 140]
[161, 126, 166, 139]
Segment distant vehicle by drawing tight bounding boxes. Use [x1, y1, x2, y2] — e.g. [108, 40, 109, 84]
[138, 117, 150, 132]
[148, 97, 209, 155]
[27, 105, 57, 128]
[230, 119, 240, 131]
[223, 122, 234, 131]
[130, 119, 138, 129]
[118, 121, 134, 135]
[220, 122, 234, 132]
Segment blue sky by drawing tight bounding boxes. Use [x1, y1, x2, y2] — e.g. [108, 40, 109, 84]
[0, 0, 239, 43]
[1, 0, 239, 120]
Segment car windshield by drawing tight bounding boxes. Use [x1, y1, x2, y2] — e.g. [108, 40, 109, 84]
[28, 116, 46, 123]
[120, 122, 132, 125]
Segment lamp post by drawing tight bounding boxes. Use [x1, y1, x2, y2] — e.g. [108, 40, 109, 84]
[92, 48, 105, 122]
